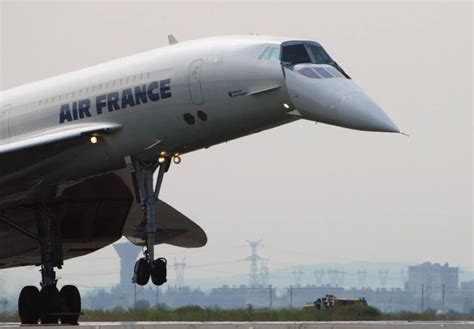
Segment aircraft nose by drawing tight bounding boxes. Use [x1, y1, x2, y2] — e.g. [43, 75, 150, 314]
[334, 92, 400, 133]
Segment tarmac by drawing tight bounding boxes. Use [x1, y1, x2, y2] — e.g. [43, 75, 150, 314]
[1, 322, 473, 329]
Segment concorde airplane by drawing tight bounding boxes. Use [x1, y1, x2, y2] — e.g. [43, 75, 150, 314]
[0, 35, 400, 324]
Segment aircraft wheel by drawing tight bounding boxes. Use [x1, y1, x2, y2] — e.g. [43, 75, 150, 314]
[18, 286, 40, 324]
[39, 285, 61, 324]
[60, 285, 81, 325]
[151, 257, 167, 286]
[134, 258, 151, 286]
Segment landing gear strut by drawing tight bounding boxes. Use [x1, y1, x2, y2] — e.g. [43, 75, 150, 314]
[130, 157, 171, 286]
[12, 208, 81, 325]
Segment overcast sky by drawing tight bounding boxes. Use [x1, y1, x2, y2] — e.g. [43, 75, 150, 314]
[0, 1, 472, 294]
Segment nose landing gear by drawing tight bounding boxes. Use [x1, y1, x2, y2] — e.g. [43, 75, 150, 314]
[130, 157, 171, 287]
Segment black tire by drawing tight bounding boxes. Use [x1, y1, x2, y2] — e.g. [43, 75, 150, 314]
[134, 258, 151, 286]
[151, 257, 167, 286]
[39, 285, 61, 324]
[18, 286, 40, 324]
[60, 285, 81, 325]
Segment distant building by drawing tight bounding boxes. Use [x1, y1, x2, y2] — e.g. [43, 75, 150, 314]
[405, 262, 459, 310]
[460, 280, 474, 314]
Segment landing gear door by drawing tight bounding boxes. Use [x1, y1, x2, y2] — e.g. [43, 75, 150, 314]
[188, 59, 204, 105]
[0, 105, 11, 141]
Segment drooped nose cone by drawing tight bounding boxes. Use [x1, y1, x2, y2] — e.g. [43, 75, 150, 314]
[284, 65, 400, 133]
[335, 92, 400, 133]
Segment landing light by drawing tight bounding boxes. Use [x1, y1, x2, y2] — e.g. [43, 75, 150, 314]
[283, 103, 290, 109]
[173, 155, 181, 164]
[90, 136, 98, 144]
[158, 156, 166, 164]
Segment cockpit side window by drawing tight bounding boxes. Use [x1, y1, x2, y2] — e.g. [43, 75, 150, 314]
[281, 44, 311, 64]
[269, 47, 280, 60]
[259, 47, 281, 61]
[258, 47, 271, 60]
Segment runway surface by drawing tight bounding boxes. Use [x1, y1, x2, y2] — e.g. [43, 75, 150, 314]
[1, 322, 473, 328]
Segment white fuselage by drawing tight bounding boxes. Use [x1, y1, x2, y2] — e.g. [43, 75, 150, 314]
[0, 34, 401, 204]
[0, 36, 294, 197]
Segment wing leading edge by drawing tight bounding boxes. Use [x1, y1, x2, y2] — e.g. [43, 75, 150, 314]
[0, 122, 122, 155]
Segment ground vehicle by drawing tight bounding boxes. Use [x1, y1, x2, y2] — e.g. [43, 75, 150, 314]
[303, 294, 368, 311]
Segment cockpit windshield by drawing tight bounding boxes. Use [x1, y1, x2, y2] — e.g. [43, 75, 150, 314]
[281, 44, 311, 64]
[307, 44, 332, 64]
[280, 41, 350, 78]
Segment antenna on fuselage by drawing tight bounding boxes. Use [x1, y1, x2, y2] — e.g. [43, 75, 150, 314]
[168, 34, 178, 45]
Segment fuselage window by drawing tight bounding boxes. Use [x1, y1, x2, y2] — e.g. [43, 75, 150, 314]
[281, 44, 311, 64]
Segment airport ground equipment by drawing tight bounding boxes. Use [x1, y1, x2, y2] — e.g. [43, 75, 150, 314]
[303, 294, 368, 311]
[0, 34, 400, 324]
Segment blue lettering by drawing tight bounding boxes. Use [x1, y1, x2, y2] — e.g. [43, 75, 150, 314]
[96, 94, 107, 115]
[72, 102, 78, 120]
[160, 79, 172, 99]
[147, 81, 160, 102]
[78, 99, 91, 118]
[107, 92, 120, 112]
[121, 88, 136, 108]
[59, 78, 172, 124]
[134, 84, 148, 105]
[59, 104, 73, 124]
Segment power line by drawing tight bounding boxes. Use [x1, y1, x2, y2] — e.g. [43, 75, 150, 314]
[259, 261, 269, 287]
[245, 240, 263, 287]
[378, 270, 389, 288]
[174, 257, 186, 288]
[314, 269, 324, 286]
[357, 269, 367, 289]
[292, 267, 304, 287]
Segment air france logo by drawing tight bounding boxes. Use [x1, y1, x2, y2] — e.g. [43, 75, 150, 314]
[59, 78, 172, 124]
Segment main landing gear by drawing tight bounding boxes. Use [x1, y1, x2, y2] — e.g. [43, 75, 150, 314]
[129, 156, 171, 287]
[14, 209, 81, 325]
[9, 154, 176, 323]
